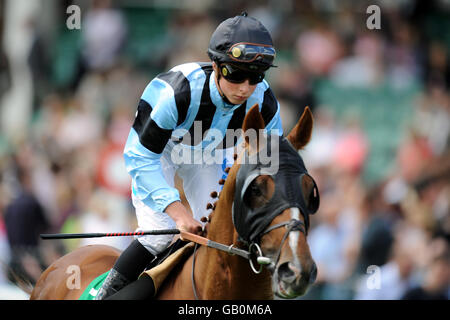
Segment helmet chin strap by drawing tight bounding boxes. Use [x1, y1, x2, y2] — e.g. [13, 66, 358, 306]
[214, 63, 238, 106]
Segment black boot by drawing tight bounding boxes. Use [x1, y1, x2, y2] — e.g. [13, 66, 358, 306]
[95, 239, 154, 300]
[95, 268, 131, 300]
[105, 273, 156, 300]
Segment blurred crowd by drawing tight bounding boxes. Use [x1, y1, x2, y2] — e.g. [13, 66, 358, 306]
[0, 0, 448, 299]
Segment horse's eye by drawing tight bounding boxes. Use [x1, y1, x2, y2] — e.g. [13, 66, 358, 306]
[243, 176, 274, 209]
[243, 181, 263, 209]
[250, 183, 262, 197]
[301, 174, 320, 214]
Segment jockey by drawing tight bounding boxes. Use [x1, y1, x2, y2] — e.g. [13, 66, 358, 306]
[96, 12, 283, 300]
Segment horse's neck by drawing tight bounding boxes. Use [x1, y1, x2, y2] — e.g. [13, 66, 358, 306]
[207, 168, 237, 244]
[195, 164, 273, 299]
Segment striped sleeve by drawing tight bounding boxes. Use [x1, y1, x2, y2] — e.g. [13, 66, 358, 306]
[135, 70, 191, 153]
[124, 128, 180, 213]
[132, 99, 172, 154]
[124, 70, 192, 213]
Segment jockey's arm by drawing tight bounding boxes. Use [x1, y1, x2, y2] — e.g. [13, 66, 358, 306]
[124, 76, 204, 236]
[124, 132, 203, 236]
[164, 201, 203, 235]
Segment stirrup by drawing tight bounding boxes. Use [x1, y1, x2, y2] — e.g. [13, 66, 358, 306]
[94, 269, 131, 300]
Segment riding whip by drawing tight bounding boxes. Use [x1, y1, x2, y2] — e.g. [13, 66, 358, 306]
[40, 229, 180, 240]
[40, 229, 249, 258]
[40, 229, 268, 272]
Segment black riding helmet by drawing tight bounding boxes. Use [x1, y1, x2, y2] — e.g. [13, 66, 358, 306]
[208, 13, 276, 74]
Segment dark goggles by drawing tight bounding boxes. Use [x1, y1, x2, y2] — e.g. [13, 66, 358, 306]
[227, 42, 276, 66]
[220, 64, 265, 85]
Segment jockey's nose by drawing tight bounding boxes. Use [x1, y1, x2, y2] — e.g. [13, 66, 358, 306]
[239, 79, 251, 93]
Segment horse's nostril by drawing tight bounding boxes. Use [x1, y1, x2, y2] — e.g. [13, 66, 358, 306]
[309, 262, 317, 284]
[278, 262, 296, 283]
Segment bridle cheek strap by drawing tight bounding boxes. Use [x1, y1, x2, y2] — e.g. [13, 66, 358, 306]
[254, 219, 306, 272]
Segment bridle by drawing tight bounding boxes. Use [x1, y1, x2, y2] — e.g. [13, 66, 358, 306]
[191, 136, 318, 299]
[191, 215, 308, 299]
[255, 218, 306, 273]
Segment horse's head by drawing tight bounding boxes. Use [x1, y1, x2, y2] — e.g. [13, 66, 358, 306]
[231, 104, 319, 298]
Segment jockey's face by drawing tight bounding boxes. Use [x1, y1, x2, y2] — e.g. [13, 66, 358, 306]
[213, 63, 258, 105]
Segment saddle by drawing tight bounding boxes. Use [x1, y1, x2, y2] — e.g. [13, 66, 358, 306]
[140, 239, 195, 297]
[78, 240, 195, 300]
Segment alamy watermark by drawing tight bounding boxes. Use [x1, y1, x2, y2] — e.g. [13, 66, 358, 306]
[168, 122, 281, 173]
[366, 265, 381, 290]
[66, 5, 81, 30]
[66, 265, 81, 290]
[366, 5, 381, 30]
[66, 4, 381, 31]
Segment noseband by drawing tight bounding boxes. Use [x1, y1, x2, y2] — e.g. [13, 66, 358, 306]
[249, 218, 306, 274]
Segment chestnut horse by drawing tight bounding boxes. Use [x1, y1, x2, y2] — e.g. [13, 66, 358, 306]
[30, 105, 318, 300]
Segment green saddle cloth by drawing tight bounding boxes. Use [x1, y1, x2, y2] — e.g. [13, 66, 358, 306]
[78, 271, 109, 300]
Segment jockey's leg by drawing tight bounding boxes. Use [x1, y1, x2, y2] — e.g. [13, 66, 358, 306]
[95, 205, 178, 300]
[105, 273, 155, 300]
[95, 239, 154, 300]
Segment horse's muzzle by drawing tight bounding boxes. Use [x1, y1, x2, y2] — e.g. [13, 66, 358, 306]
[274, 261, 317, 299]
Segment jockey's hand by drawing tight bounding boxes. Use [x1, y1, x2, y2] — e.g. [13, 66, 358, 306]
[164, 201, 204, 236]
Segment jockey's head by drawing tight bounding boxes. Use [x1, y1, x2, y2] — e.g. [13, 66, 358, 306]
[208, 13, 276, 105]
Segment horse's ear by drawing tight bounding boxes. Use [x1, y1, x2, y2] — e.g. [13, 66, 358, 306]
[286, 106, 314, 150]
[242, 104, 265, 154]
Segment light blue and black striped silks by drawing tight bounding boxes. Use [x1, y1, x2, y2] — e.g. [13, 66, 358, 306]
[124, 62, 283, 214]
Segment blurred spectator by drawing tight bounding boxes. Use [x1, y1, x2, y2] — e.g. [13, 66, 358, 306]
[301, 107, 339, 169]
[353, 184, 395, 276]
[0, 0, 36, 144]
[55, 97, 103, 153]
[74, 0, 127, 88]
[354, 224, 419, 300]
[297, 27, 343, 77]
[385, 19, 421, 90]
[424, 41, 449, 92]
[276, 63, 317, 122]
[60, 188, 133, 252]
[27, 17, 50, 113]
[330, 32, 384, 88]
[413, 87, 450, 157]
[0, 0, 11, 105]
[402, 237, 449, 300]
[396, 129, 434, 183]
[166, 11, 215, 66]
[333, 116, 368, 176]
[95, 106, 132, 198]
[81, 0, 127, 72]
[307, 185, 361, 299]
[3, 149, 50, 285]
